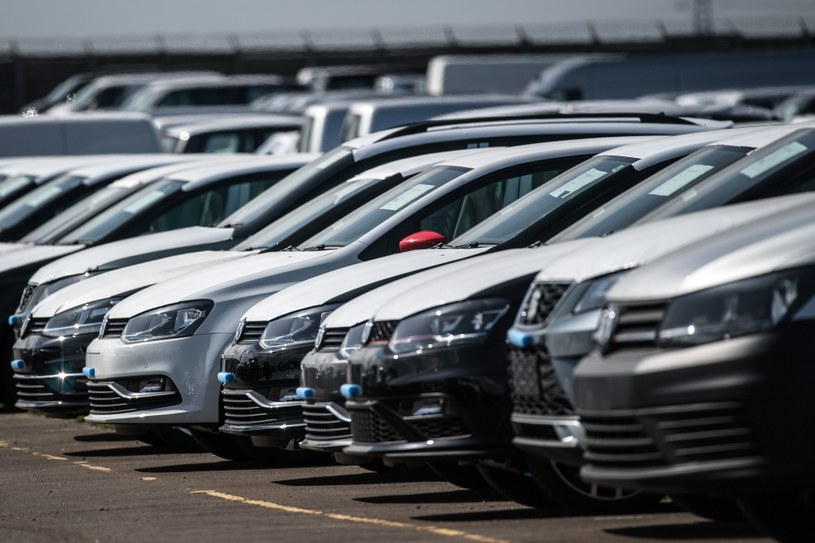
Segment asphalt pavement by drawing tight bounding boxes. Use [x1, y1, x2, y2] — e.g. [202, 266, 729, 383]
[0, 413, 771, 543]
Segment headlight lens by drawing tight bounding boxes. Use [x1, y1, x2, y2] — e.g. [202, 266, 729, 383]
[338, 322, 367, 359]
[388, 298, 509, 354]
[42, 297, 122, 338]
[572, 272, 625, 314]
[657, 269, 815, 347]
[122, 301, 214, 343]
[258, 304, 337, 351]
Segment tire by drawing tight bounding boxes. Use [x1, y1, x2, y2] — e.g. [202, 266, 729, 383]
[476, 462, 556, 508]
[189, 428, 254, 461]
[670, 494, 746, 523]
[427, 461, 491, 491]
[739, 492, 815, 542]
[527, 456, 662, 514]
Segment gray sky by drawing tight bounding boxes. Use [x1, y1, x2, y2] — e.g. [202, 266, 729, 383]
[1, 0, 813, 40]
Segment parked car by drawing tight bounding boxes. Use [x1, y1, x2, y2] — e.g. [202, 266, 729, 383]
[79, 136, 644, 451]
[0, 113, 163, 157]
[161, 114, 303, 154]
[8, 150, 476, 416]
[573, 201, 815, 540]
[19, 72, 98, 114]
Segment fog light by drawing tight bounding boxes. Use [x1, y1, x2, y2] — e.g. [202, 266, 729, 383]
[296, 386, 315, 399]
[340, 383, 362, 399]
[136, 377, 170, 393]
[10, 359, 24, 370]
[82, 367, 95, 378]
[217, 372, 236, 384]
[412, 398, 446, 416]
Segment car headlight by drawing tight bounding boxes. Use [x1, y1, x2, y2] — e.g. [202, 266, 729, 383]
[42, 297, 123, 338]
[657, 269, 815, 347]
[388, 298, 510, 355]
[338, 322, 367, 359]
[572, 271, 626, 314]
[122, 300, 214, 343]
[258, 304, 337, 351]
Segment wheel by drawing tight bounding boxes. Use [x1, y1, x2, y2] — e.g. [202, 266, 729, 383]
[476, 462, 556, 508]
[427, 461, 491, 491]
[527, 456, 662, 514]
[670, 494, 746, 522]
[739, 492, 815, 542]
[189, 428, 254, 461]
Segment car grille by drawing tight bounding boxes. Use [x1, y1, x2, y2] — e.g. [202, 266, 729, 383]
[14, 373, 88, 404]
[516, 282, 572, 326]
[508, 345, 573, 417]
[87, 381, 180, 414]
[21, 317, 48, 338]
[303, 403, 351, 442]
[100, 318, 128, 339]
[410, 416, 468, 439]
[580, 402, 760, 470]
[222, 388, 302, 426]
[350, 410, 401, 443]
[607, 302, 668, 352]
[318, 327, 349, 352]
[237, 321, 266, 344]
[368, 321, 398, 343]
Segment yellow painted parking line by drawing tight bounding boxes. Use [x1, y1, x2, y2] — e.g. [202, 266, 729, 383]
[193, 490, 512, 543]
[79, 464, 112, 473]
[32, 452, 68, 461]
[141, 477, 157, 481]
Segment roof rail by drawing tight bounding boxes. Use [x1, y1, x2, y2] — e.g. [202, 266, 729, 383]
[379, 111, 696, 141]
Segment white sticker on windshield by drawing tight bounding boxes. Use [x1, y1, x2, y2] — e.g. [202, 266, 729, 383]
[549, 168, 606, 198]
[649, 164, 714, 197]
[123, 190, 167, 214]
[380, 184, 435, 211]
[25, 185, 64, 207]
[740, 141, 808, 179]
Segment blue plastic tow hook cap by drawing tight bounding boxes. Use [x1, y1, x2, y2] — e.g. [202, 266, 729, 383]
[295, 387, 315, 400]
[507, 329, 533, 348]
[340, 383, 362, 399]
[7, 315, 18, 326]
[10, 359, 24, 370]
[82, 367, 96, 378]
[217, 372, 236, 384]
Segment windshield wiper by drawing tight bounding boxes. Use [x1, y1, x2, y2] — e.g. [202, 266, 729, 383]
[301, 244, 341, 251]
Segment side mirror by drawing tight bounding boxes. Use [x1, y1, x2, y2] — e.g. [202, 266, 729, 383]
[399, 230, 445, 252]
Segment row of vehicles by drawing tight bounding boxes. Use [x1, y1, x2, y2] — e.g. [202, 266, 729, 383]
[2, 104, 815, 541]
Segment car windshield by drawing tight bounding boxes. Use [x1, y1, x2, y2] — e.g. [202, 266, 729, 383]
[449, 156, 635, 247]
[58, 179, 185, 244]
[20, 184, 135, 244]
[0, 174, 37, 200]
[0, 175, 85, 229]
[219, 147, 354, 227]
[550, 145, 751, 241]
[299, 165, 468, 249]
[636, 128, 815, 222]
[233, 176, 385, 251]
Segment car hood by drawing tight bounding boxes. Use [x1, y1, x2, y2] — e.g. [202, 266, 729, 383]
[607, 199, 815, 302]
[372, 241, 596, 321]
[0, 242, 33, 255]
[537, 193, 815, 285]
[0, 244, 84, 275]
[107, 250, 340, 318]
[242, 247, 489, 322]
[32, 250, 257, 318]
[29, 226, 236, 284]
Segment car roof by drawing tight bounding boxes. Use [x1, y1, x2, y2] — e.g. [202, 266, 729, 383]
[62, 154, 199, 181]
[164, 114, 302, 135]
[0, 155, 117, 177]
[595, 127, 751, 162]
[140, 75, 286, 91]
[162, 153, 318, 189]
[347, 149, 486, 181]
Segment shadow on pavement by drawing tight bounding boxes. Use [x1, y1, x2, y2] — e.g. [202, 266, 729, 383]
[63, 445, 200, 457]
[136, 459, 276, 473]
[605, 521, 765, 540]
[274, 470, 439, 487]
[73, 432, 140, 443]
[411, 508, 565, 522]
[356, 488, 503, 505]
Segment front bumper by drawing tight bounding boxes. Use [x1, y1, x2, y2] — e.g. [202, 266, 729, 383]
[342, 343, 513, 461]
[83, 332, 233, 425]
[12, 331, 95, 414]
[573, 325, 815, 495]
[299, 349, 352, 452]
[218, 342, 307, 447]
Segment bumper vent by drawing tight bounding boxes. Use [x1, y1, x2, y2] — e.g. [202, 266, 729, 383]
[238, 321, 266, 344]
[303, 403, 351, 442]
[517, 282, 572, 326]
[100, 318, 128, 339]
[318, 327, 350, 352]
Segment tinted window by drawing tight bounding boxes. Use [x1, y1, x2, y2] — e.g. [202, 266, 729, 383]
[0, 175, 37, 199]
[0, 175, 85, 229]
[451, 156, 634, 246]
[551, 146, 750, 241]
